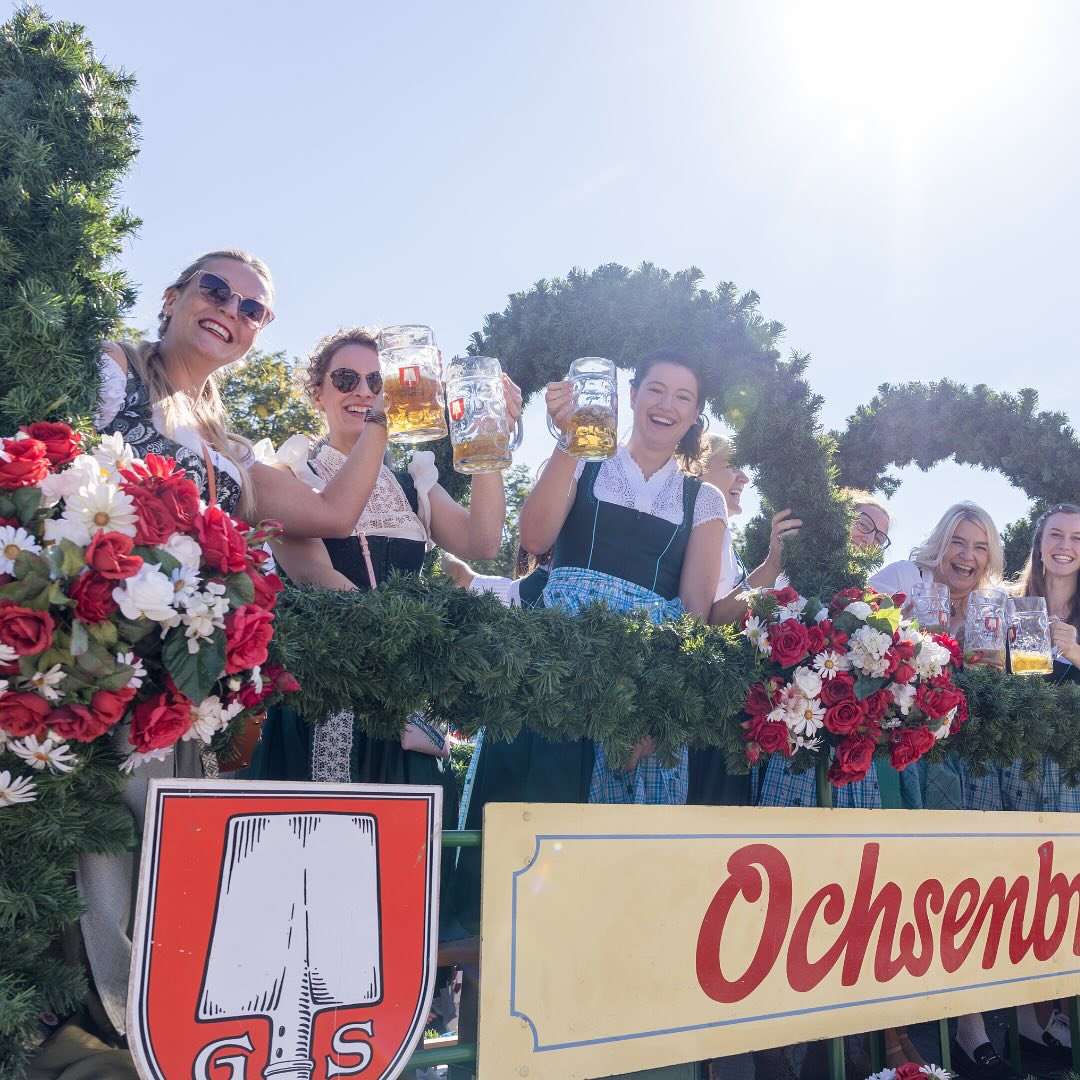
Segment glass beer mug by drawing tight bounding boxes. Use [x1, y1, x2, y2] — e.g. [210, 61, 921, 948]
[908, 581, 950, 634]
[546, 356, 618, 461]
[445, 356, 523, 474]
[378, 325, 448, 444]
[963, 588, 1007, 670]
[1006, 596, 1054, 675]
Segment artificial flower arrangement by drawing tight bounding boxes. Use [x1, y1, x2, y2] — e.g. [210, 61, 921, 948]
[865, 1064, 953, 1080]
[0, 422, 298, 808]
[741, 584, 966, 787]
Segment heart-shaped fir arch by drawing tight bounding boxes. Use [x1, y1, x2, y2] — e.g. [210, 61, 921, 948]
[835, 380, 1080, 573]
[467, 261, 874, 597]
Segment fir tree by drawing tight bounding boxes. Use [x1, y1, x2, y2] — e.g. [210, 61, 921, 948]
[0, 8, 138, 1074]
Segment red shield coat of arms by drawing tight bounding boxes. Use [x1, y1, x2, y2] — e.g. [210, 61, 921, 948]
[128, 780, 441, 1080]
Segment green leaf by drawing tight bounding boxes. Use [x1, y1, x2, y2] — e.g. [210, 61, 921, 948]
[162, 626, 226, 704]
[57, 538, 87, 577]
[224, 570, 254, 608]
[11, 485, 42, 525]
[831, 611, 860, 634]
[140, 547, 180, 575]
[854, 675, 887, 700]
[87, 620, 118, 649]
[74, 637, 116, 678]
[802, 597, 825, 624]
[867, 611, 900, 635]
[115, 616, 156, 643]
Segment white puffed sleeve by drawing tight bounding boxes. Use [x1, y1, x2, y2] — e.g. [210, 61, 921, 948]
[94, 353, 127, 431]
[407, 450, 439, 543]
[273, 434, 317, 483]
[692, 480, 730, 528]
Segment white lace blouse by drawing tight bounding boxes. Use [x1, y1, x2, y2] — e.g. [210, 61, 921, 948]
[573, 446, 728, 529]
[264, 434, 438, 544]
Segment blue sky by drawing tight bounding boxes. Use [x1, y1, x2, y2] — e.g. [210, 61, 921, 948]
[40, 0, 1080, 562]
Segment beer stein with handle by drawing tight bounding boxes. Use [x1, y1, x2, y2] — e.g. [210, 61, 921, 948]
[546, 356, 618, 461]
[1007, 596, 1054, 675]
[378, 324, 448, 444]
[445, 356, 523, 474]
[963, 587, 1007, 670]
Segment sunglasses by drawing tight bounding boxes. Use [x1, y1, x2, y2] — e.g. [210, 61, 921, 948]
[855, 510, 891, 550]
[329, 367, 383, 395]
[186, 271, 274, 329]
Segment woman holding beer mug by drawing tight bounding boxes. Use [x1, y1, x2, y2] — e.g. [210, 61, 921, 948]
[465, 347, 727, 818]
[249, 327, 521, 786]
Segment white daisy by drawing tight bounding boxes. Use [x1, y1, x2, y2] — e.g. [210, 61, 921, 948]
[742, 615, 771, 655]
[115, 651, 147, 689]
[865, 1070, 897, 1080]
[169, 565, 202, 607]
[788, 698, 825, 737]
[91, 432, 137, 482]
[119, 746, 174, 774]
[812, 649, 852, 679]
[22, 664, 65, 701]
[0, 526, 42, 574]
[920, 1067, 953, 1080]
[0, 643, 17, 666]
[0, 769, 37, 807]
[183, 695, 243, 744]
[9, 735, 78, 773]
[63, 479, 138, 539]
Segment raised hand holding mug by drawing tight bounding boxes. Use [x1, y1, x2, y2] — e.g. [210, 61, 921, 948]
[545, 356, 618, 461]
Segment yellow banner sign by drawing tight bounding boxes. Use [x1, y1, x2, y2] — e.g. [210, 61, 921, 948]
[477, 804, 1080, 1079]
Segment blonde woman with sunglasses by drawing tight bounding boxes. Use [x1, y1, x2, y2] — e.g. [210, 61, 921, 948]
[99, 250, 390, 533]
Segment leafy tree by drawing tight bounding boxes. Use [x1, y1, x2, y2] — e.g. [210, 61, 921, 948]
[219, 347, 323, 445]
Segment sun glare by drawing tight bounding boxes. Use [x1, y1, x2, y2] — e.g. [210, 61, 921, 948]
[782, 2, 1040, 154]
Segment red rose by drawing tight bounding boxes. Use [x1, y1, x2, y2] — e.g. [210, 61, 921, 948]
[194, 506, 249, 573]
[19, 422, 82, 468]
[92, 686, 135, 726]
[744, 714, 792, 757]
[827, 735, 876, 787]
[915, 680, 962, 721]
[48, 687, 135, 742]
[861, 688, 893, 721]
[122, 455, 201, 534]
[0, 691, 51, 738]
[68, 572, 118, 623]
[744, 682, 775, 717]
[950, 690, 969, 733]
[247, 569, 283, 612]
[773, 586, 800, 607]
[889, 726, 936, 770]
[894, 1065, 923, 1080]
[829, 587, 865, 611]
[0, 602, 54, 656]
[129, 690, 193, 751]
[819, 672, 855, 707]
[823, 699, 863, 735]
[124, 486, 177, 545]
[85, 530, 143, 579]
[934, 632, 963, 669]
[890, 661, 916, 684]
[273, 669, 300, 694]
[891, 592, 908, 608]
[767, 620, 811, 668]
[224, 604, 274, 674]
[0, 437, 49, 489]
[805, 624, 826, 655]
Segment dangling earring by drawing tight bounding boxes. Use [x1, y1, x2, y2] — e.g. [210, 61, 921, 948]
[697, 413, 710, 431]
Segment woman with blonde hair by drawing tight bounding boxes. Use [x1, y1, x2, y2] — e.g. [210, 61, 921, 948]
[871, 500, 1004, 634]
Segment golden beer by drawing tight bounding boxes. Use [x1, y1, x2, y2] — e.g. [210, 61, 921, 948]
[1010, 650, 1054, 675]
[453, 430, 511, 474]
[565, 404, 617, 460]
[384, 370, 448, 444]
[964, 647, 1006, 671]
